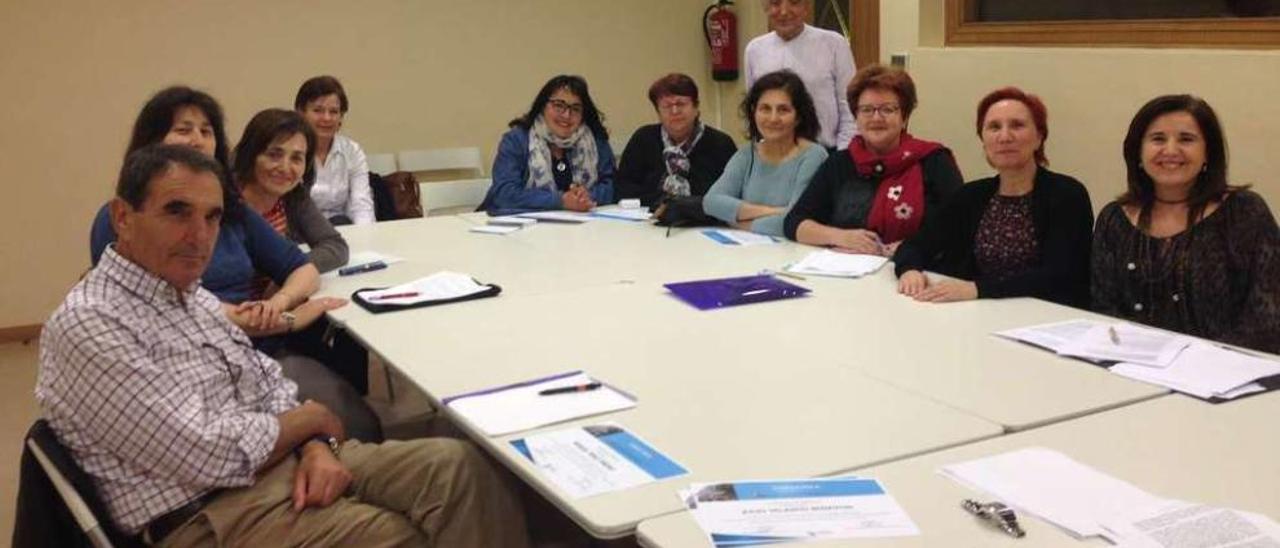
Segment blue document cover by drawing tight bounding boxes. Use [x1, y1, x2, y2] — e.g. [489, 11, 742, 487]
[664, 274, 810, 310]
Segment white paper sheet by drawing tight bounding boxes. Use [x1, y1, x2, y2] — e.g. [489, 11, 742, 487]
[1110, 342, 1280, 399]
[681, 477, 919, 546]
[355, 271, 491, 305]
[512, 423, 686, 499]
[488, 216, 537, 226]
[1101, 500, 1280, 548]
[939, 447, 1166, 539]
[591, 206, 653, 221]
[1058, 323, 1192, 367]
[995, 319, 1101, 353]
[785, 249, 888, 278]
[469, 225, 520, 234]
[444, 372, 636, 436]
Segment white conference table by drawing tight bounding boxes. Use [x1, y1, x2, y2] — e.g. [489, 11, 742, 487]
[317, 213, 1169, 537]
[636, 392, 1280, 547]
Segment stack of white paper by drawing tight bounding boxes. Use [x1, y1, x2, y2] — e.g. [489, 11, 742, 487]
[679, 477, 919, 546]
[939, 447, 1166, 539]
[997, 320, 1279, 400]
[785, 249, 888, 278]
[488, 216, 537, 227]
[355, 271, 490, 305]
[1110, 342, 1280, 399]
[442, 371, 636, 436]
[470, 225, 520, 235]
[591, 206, 653, 221]
[1100, 500, 1280, 547]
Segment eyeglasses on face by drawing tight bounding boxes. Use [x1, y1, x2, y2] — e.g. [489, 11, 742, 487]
[855, 104, 901, 118]
[548, 99, 584, 117]
[658, 99, 695, 113]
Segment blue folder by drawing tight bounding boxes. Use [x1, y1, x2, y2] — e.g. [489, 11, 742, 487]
[664, 274, 809, 310]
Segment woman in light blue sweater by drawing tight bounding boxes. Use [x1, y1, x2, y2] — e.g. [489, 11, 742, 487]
[703, 70, 828, 236]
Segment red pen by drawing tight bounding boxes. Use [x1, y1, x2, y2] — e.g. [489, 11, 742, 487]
[371, 292, 419, 301]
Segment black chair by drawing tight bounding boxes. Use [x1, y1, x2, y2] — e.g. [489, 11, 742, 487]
[13, 420, 141, 548]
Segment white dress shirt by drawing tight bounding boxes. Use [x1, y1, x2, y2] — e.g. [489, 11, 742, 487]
[745, 24, 858, 149]
[310, 133, 375, 224]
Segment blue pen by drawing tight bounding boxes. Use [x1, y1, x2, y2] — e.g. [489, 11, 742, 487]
[338, 260, 387, 276]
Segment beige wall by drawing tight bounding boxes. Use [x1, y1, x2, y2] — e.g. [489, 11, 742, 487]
[0, 0, 772, 328]
[883, 0, 1280, 215]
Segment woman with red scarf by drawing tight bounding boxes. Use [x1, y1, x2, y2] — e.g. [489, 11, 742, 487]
[784, 64, 963, 256]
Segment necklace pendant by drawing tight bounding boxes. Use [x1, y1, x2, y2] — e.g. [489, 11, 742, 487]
[555, 161, 567, 173]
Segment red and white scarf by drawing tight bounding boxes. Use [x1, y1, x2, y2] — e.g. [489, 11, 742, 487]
[848, 133, 947, 244]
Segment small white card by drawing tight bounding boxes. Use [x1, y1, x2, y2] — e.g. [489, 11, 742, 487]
[511, 423, 686, 499]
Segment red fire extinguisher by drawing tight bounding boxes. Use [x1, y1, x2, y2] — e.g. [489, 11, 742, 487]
[704, 0, 739, 81]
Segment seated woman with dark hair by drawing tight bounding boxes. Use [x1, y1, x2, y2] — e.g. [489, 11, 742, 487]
[1092, 94, 1279, 353]
[785, 64, 963, 255]
[89, 88, 381, 441]
[615, 73, 737, 208]
[702, 70, 827, 236]
[893, 87, 1094, 307]
[296, 75, 374, 225]
[479, 74, 615, 214]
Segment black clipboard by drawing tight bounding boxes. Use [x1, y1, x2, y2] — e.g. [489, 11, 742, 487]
[351, 282, 501, 314]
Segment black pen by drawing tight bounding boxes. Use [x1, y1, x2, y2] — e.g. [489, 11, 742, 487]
[538, 382, 602, 396]
[339, 260, 387, 276]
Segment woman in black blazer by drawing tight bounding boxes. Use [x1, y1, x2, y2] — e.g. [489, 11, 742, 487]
[614, 73, 738, 208]
[892, 87, 1093, 307]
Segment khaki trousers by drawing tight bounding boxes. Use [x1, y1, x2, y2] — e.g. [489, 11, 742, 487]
[158, 438, 530, 547]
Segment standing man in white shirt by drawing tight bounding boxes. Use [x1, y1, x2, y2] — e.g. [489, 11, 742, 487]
[745, 0, 858, 150]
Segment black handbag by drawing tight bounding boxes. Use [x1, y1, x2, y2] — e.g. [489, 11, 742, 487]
[653, 194, 722, 227]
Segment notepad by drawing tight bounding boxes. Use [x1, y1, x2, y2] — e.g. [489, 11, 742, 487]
[442, 371, 636, 436]
[355, 271, 494, 305]
[517, 211, 594, 223]
[785, 249, 888, 278]
[701, 229, 778, 246]
[469, 225, 520, 235]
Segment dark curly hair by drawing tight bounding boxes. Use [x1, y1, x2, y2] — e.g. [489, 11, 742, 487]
[741, 70, 819, 143]
[509, 74, 609, 139]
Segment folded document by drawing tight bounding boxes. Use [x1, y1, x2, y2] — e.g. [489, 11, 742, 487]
[785, 249, 888, 278]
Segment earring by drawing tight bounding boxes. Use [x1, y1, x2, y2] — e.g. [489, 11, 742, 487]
[1201, 163, 1208, 173]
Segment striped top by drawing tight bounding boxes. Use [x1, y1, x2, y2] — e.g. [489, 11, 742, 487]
[250, 200, 289, 299]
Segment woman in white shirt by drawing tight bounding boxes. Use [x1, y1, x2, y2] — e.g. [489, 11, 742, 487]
[295, 75, 375, 225]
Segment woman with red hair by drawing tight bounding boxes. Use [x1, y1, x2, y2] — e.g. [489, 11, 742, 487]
[892, 87, 1094, 307]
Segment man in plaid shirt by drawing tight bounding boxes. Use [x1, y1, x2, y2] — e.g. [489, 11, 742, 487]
[36, 144, 529, 546]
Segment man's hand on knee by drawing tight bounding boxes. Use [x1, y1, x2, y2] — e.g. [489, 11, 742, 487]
[293, 446, 352, 511]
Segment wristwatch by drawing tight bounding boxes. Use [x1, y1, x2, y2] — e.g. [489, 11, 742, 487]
[281, 311, 297, 333]
[295, 435, 340, 458]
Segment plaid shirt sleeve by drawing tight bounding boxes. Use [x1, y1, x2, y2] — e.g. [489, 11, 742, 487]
[42, 303, 279, 489]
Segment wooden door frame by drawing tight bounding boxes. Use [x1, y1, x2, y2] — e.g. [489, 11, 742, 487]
[850, 0, 880, 66]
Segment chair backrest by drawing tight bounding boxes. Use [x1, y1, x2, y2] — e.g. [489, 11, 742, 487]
[16, 420, 132, 547]
[420, 178, 492, 216]
[366, 153, 397, 176]
[396, 147, 484, 176]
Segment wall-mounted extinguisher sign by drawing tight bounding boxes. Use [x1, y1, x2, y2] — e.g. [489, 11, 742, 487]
[703, 0, 739, 81]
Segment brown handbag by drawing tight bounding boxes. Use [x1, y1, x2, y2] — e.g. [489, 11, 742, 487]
[378, 171, 423, 219]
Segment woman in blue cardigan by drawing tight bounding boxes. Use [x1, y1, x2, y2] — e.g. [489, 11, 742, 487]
[479, 74, 615, 214]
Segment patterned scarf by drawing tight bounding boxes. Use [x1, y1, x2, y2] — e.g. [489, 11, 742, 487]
[849, 132, 945, 244]
[527, 116, 599, 190]
[660, 121, 706, 197]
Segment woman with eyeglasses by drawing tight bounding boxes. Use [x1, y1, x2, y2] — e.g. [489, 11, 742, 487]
[892, 86, 1094, 306]
[785, 64, 963, 256]
[702, 70, 828, 236]
[615, 73, 737, 208]
[479, 74, 615, 214]
[1092, 95, 1279, 353]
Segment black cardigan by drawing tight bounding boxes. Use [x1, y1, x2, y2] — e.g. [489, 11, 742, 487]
[892, 166, 1094, 308]
[614, 123, 739, 207]
[783, 148, 963, 240]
